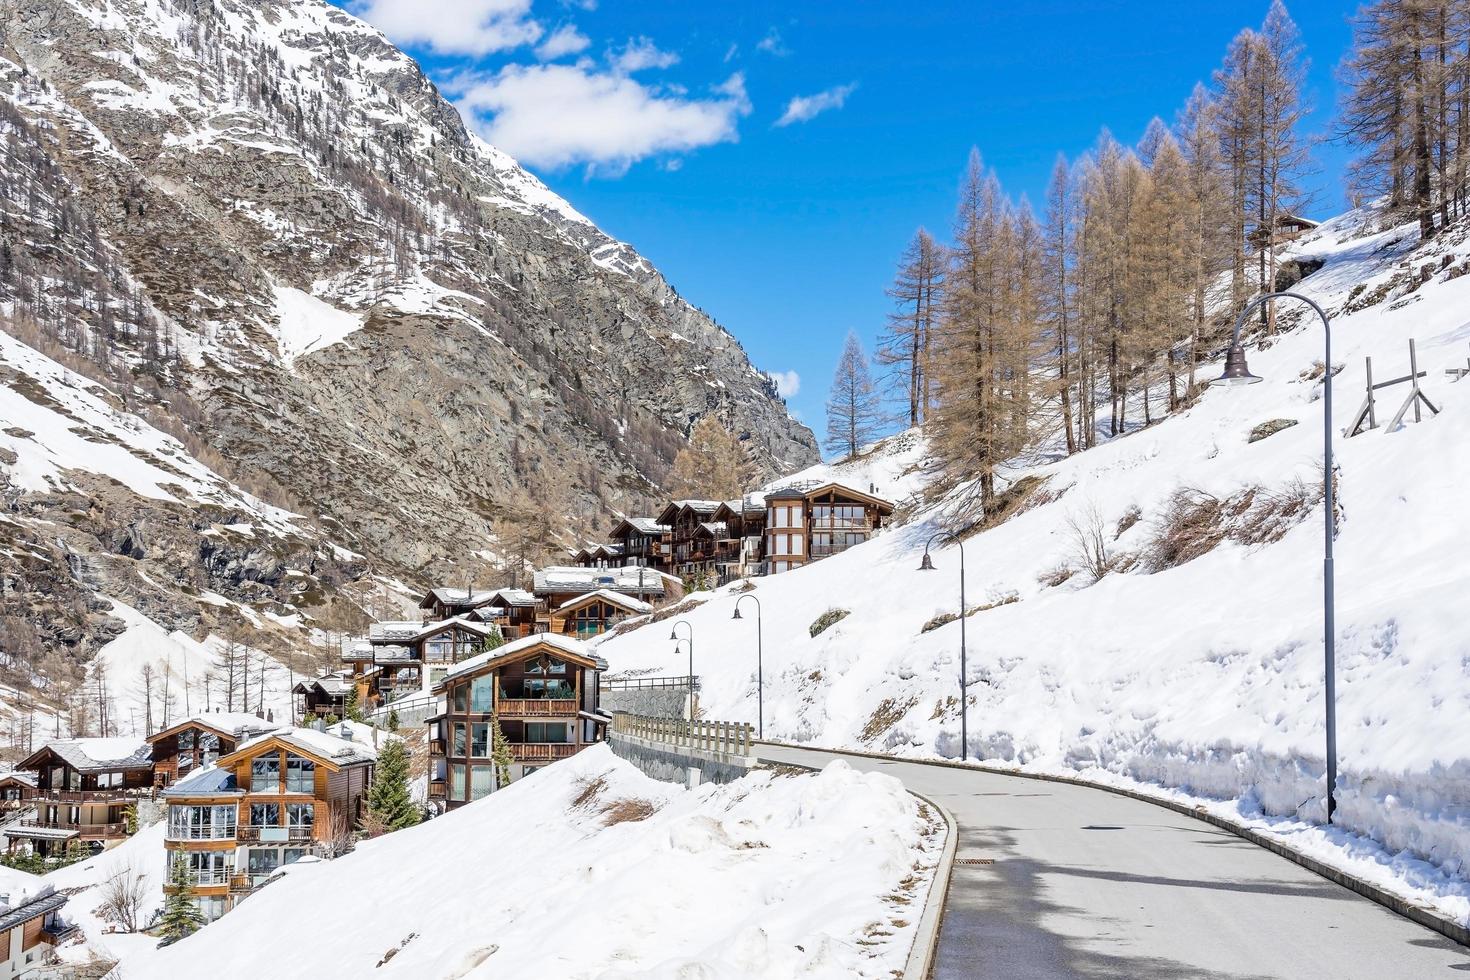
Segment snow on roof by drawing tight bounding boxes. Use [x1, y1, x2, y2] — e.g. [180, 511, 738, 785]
[0, 770, 36, 787]
[534, 566, 666, 596]
[0, 889, 66, 933]
[440, 633, 607, 685]
[163, 764, 241, 798]
[486, 588, 539, 607]
[696, 522, 728, 537]
[293, 674, 351, 696]
[420, 587, 498, 607]
[232, 726, 378, 768]
[369, 621, 423, 642]
[556, 590, 653, 615]
[30, 738, 151, 772]
[616, 517, 668, 535]
[153, 712, 278, 741]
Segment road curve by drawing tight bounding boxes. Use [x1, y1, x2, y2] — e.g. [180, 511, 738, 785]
[756, 744, 1469, 979]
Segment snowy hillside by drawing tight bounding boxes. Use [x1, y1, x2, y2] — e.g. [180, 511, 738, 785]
[51, 746, 939, 980]
[597, 209, 1470, 926]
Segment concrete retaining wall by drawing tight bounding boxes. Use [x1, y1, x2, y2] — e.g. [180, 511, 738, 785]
[608, 731, 754, 787]
[600, 686, 689, 719]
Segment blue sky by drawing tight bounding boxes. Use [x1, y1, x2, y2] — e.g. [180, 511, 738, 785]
[339, 1, 1359, 434]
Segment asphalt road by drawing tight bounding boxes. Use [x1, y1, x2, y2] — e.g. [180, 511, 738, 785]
[756, 744, 1470, 979]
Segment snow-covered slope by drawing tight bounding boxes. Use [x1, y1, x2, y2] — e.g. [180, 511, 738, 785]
[56, 746, 938, 979]
[597, 209, 1470, 927]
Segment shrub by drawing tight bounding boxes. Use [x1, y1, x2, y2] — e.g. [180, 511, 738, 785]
[809, 607, 850, 637]
[1248, 418, 1299, 443]
[920, 611, 959, 634]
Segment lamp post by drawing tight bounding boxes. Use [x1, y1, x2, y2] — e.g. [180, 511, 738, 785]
[918, 530, 968, 762]
[1211, 289, 1338, 823]
[732, 595, 763, 738]
[670, 620, 694, 720]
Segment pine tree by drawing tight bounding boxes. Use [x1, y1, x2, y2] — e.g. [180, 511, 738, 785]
[343, 686, 365, 724]
[668, 416, 754, 499]
[824, 331, 883, 460]
[876, 229, 944, 427]
[364, 738, 419, 831]
[492, 720, 514, 789]
[157, 860, 206, 945]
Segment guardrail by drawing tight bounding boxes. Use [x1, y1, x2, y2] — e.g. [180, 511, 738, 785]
[610, 713, 753, 757]
[603, 675, 699, 691]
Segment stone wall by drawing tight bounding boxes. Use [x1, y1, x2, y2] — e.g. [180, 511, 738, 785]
[607, 732, 754, 787]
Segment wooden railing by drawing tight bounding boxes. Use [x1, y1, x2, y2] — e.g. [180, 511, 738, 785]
[496, 698, 577, 716]
[508, 743, 578, 762]
[19, 819, 128, 838]
[428, 779, 447, 799]
[34, 788, 151, 804]
[610, 713, 754, 758]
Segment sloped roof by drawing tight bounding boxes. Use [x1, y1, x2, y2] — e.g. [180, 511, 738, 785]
[163, 764, 241, 798]
[0, 889, 66, 933]
[555, 589, 653, 615]
[224, 726, 378, 770]
[368, 621, 422, 642]
[292, 674, 351, 697]
[612, 516, 668, 537]
[20, 738, 151, 773]
[485, 588, 539, 608]
[533, 565, 666, 597]
[0, 770, 37, 787]
[418, 587, 498, 609]
[147, 712, 278, 745]
[437, 634, 608, 688]
[695, 521, 728, 538]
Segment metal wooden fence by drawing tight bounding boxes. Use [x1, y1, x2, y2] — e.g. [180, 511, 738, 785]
[610, 712, 754, 757]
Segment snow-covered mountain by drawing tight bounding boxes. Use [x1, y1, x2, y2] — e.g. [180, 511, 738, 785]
[596, 207, 1470, 927]
[0, 0, 816, 684]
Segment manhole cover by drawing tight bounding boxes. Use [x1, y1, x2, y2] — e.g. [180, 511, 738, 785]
[956, 858, 995, 865]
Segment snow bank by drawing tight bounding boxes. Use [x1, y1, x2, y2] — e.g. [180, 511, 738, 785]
[597, 209, 1470, 926]
[97, 746, 937, 979]
[270, 285, 365, 366]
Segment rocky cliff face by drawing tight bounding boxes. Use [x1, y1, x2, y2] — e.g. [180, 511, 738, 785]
[0, 0, 817, 688]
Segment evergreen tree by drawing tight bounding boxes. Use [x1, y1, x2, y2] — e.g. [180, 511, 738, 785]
[824, 331, 883, 461]
[876, 229, 944, 427]
[343, 685, 365, 724]
[364, 737, 419, 831]
[157, 860, 206, 945]
[492, 720, 514, 789]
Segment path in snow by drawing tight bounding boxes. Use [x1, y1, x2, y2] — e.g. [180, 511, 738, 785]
[758, 744, 1469, 979]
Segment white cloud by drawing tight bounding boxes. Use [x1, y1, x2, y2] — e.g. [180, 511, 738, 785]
[768, 370, 800, 398]
[775, 83, 857, 127]
[350, 0, 543, 56]
[756, 28, 790, 57]
[612, 37, 680, 73]
[452, 66, 751, 173]
[536, 24, 590, 60]
[723, 42, 739, 63]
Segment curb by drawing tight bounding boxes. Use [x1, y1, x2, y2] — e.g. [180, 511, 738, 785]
[756, 740, 1470, 951]
[754, 750, 957, 979]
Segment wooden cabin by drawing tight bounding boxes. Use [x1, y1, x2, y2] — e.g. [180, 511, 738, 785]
[0, 887, 72, 979]
[532, 566, 673, 632]
[572, 542, 625, 569]
[147, 714, 279, 791]
[417, 587, 499, 623]
[608, 517, 672, 572]
[0, 772, 35, 814]
[161, 725, 377, 921]
[550, 589, 652, 638]
[292, 672, 355, 720]
[765, 482, 895, 574]
[8, 739, 153, 858]
[712, 493, 769, 582]
[363, 617, 503, 703]
[475, 588, 544, 640]
[1250, 212, 1319, 247]
[426, 635, 607, 807]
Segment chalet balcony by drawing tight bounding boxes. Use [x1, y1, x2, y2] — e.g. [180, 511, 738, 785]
[428, 778, 447, 800]
[809, 538, 871, 559]
[18, 819, 127, 839]
[34, 788, 151, 804]
[229, 874, 255, 894]
[429, 738, 447, 756]
[236, 825, 314, 844]
[810, 518, 874, 532]
[508, 743, 578, 762]
[165, 824, 237, 842]
[497, 699, 578, 717]
[42, 921, 79, 944]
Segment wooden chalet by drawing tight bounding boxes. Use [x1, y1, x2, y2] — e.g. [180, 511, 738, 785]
[532, 565, 674, 621]
[764, 481, 895, 574]
[418, 587, 499, 622]
[292, 671, 357, 720]
[8, 739, 153, 858]
[550, 589, 652, 638]
[712, 492, 770, 582]
[474, 587, 543, 640]
[363, 616, 503, 703]
[0, 771, 35, 814]
[608, 516, 672, 572]
[147, 713, 279, 791]
[427, 635, 608, 807]
[0, 887, 73, 979]
[657, 500, 722, 579]
[572, 542, 625, 569]
[1250, 212, 1319, 247]
[161, 725, 377, 921]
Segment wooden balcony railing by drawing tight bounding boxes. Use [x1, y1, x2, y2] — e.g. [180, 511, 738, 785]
[428, 779, 447, 799]
[429, 738, 447, 756]
[496, 699, 577, 717]
[19, 820, 127, 839]
[34, 788, 151, 804]
[508, 743, 579, 762]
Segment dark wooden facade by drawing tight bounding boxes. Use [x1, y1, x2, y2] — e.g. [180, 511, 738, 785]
[10, 741, 153, 857]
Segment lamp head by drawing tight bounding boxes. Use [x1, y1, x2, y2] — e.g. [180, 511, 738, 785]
[1213, 344, 1263, 387]
[918, 552, 936, 572]
[669, 627, 678, 641]
[731, 606, 743, 621]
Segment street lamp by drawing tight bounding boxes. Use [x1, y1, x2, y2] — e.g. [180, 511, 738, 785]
[671, 620, 694, 720]
[918, 530, 968, 762]
[1211, 289, 1338, 823]
[732, 595, 763, 738]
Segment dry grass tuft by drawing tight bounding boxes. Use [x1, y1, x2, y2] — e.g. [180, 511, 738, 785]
[571, 774, 608, 809]
[601, 797, 658, 826]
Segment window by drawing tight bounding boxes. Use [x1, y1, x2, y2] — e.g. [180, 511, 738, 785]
[453, 683, 468, 713]
[791, 534, 804, 556]
[174, 849, 229, 886]
[285, 755, 314, 793]
[250, 755, 280, 793]
[522, 766, 540, 777]
[453, 723, 467, 757]
[169, 805, 236, 840]
[450, 764, 467, 801]
[470, 766, 494, 801]
[200, 732, 220, 765]
[526, 678, 573, 699]
[424, 636, 454, 662]
[525, 722, 569, 744]
[470, 723, 490, 758]
[247, 848, 280, 880]
[470, 675, 494, 712]
[178, 730, 196, 752]
[287, 803, 314, 835]
[283, 848, 308, 867]
[96, 771, 122, 789]
[525, 658, 567, 675]
[249, 803, 280, 828]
